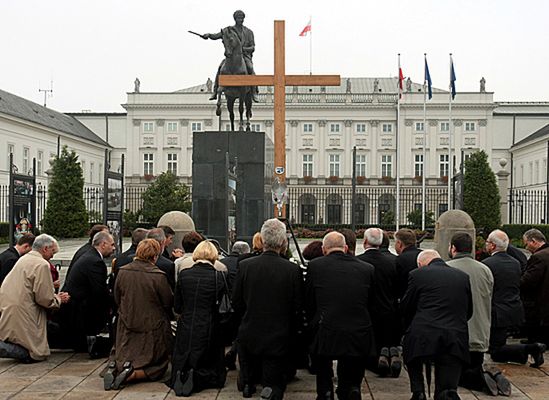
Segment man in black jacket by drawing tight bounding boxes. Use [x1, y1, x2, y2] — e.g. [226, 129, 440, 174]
[402, 249, 473, 400]
[112, 228, 148, 271]
[521, 228, 549, 346]
[147, 228, 176, 290]
[232, 218, 302, 400]
[395, 228, 421, 300]
[65, 224, 108, 279]
[0, 233, 35, 286]
[357, 227, 401, 377]
[52, 231, 115, 353]
[307, 231, 376, 400]
[484, 230, 545, 370]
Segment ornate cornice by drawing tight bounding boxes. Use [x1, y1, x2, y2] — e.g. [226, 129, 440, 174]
[317, 120, 327, 127]
[344, 120, 352, 127]
[370, 120, 379, 127]
[132, 119, 141, 126]
[156, 119, 164, 127]
[453, 119, 463, 126]
[290, 120, 299, 127]
[265, 120, 273, 127]
[405, 119, 413, 126]
[180, 119, 189, 126]
[205, 119, 213, 127]
[429, 119, 438, 126]
[479, 119, 487, 127]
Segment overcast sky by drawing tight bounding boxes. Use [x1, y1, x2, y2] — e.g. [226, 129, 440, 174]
[2, 0, 548, 112]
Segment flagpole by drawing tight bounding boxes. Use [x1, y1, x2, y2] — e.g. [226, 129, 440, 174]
[448, 53, 454, 210]
[309, 15, 312, 74]
[396, 53, 401, 231]
[422, 54, 427, 231]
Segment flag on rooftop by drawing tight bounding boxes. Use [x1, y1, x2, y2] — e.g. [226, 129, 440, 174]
[450, 56, 457, 100]
[424, 56, 433, 100]
[299, 19, 311, 36]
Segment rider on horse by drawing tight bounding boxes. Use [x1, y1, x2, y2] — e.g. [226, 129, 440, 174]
[201, 10, 259, 102]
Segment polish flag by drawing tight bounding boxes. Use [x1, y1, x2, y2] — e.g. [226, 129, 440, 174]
[399, 67, 405, 98]
[299, 19, 311, 36]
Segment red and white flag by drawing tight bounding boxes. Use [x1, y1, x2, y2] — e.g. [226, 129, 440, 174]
[299, 19, 311, 36]
[399, 67, 405, 98]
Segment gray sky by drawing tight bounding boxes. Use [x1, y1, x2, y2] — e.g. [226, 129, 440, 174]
[2, 0, 548, 112]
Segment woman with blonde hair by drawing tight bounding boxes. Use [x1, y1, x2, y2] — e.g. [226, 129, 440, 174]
[252, 232, 263, 253]
[104, 238, 173, 390]
[169, 240, 227, 396]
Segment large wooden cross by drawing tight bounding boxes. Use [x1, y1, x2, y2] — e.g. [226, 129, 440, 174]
[219, 20, 340, 216]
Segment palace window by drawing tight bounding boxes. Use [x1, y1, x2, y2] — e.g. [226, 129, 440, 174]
[414, 154, 424, 177]
[7, 144, 14, 169]
[415, 122, 424, 132]
[302, 154, 313, 177]
[23, 147, 29, 174]
[439, 154, 449, 177]
[90, 162, 94, 183]
[356, 123, 366, 134]
[465, 122, 476, 132]
[382, 123, 393, 133]
[191, 122, 202, 132]
[167, 122, 178, 133]
[440, 122, 450, 132]
[144, 153, 154, 175]
[143, 122, 154, 133]
[329, 123, 340, 134]
[251, 123, 261, 132]
[303, 123, 313, 133]
[37, 151, 43, 176]
[381, 155, 392, 177]
[329, 154, 340, 177]
[167, 153, 178, 175]
[356, 154, 366, 176]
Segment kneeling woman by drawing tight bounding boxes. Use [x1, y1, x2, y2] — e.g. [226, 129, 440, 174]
[104, 239, 174, 390]
[169, 240, 227, 397]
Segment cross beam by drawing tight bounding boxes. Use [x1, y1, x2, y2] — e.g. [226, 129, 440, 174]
[219, 20, 340, 216]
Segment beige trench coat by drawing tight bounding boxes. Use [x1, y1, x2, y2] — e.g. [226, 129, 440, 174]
[0, 251, 61, 360]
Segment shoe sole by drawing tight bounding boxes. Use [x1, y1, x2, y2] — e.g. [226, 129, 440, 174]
[390, 360, 402, 378]
[103, 361, 116, 391]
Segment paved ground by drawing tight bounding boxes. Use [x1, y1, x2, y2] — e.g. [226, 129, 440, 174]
[1, 353, 549, 399]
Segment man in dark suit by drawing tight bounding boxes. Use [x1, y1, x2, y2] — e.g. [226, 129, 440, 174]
[232, 218, 302, 400]
[307, 231, 376, 400]
[0, 233, 35, 286]
[51, 231, 115, 353]
[65, 224, 108, 279]
[357, 227, 401, 378]
[113, 228, 148, 271]
[395, 228, 422, 300]
[380, 231, 397, 262]
[522, 228, 549, 346]
[147, 228, 176, 290]
[484, 230, 544, 372]
[402, 249, 473, 400]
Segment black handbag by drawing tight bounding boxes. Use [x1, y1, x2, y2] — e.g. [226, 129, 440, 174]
[215, 270, 234, 318]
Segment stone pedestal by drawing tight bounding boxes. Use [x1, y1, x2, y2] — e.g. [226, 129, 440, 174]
[496, 158, 511, 225]
[434, 210, 476, 261]
[157, 211, 195, 255]
[192, 131, 274, 251]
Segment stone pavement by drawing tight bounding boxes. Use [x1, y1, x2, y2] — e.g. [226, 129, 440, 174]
[1, 353, 549, 399]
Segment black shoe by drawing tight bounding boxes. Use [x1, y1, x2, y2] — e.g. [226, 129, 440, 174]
[209, 93, 217, 101]
[348, 386, 361, 400]
[389, 346, 402, 378]
[481, 371, 498, 396]
[260, 386, 273, 399]
[242, 384, 256, 398]
[491, 371, 512, 396]
[377, 347, 390, 377]
[529, 343, 546, 367]
[252, 93, 259, 102]
[112, 361, 133, 390]
[103, 360, 117, 391]
[410, 393, 427, 400]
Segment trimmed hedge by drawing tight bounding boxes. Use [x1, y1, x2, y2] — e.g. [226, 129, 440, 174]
[0, 222, 8, 238]
[502, 224, 549, 246]
[291, 224, 433, 239]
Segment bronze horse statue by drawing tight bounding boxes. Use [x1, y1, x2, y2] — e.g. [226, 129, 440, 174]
[214, 27, 253, 131]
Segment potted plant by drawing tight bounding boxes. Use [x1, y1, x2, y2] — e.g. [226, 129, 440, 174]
[303, 175, 313, 184]
[440, 175, 449, 184]
[381, 176, 393, 185]
[413, 175, 423, 184]
[356, 175, 366, 185]
[144, 174, 155, 181]
[328, 175, 339, 184]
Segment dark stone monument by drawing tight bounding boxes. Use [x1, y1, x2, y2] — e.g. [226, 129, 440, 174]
[192, 131, 273, 250]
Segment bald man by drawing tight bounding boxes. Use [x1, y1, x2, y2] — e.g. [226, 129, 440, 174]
[306, 231, 376, 400]
[401, 250, 473, 400]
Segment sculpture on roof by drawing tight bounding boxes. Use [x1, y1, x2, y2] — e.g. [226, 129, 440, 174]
[406, 77, 412, 92]
[134, 78, 140, 93]
[346, 78, 352, 93]
[373, 78, 379, 93]
[480, 77, 486, 93]
[206, 78, 213, 92]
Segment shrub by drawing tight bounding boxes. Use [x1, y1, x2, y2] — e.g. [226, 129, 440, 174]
[141, 172, 191, 225]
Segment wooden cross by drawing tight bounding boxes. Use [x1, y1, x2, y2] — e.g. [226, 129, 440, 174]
[219, 20, 340, 216]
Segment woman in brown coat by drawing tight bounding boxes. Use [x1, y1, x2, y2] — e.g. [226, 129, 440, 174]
[104, 239, 174, 390]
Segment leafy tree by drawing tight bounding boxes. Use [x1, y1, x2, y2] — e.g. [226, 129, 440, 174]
[463, 150, 501, 232]
[141, 172, 191, 225]
[380, 210, 395, 226]
[42, 146, 88, 237]
[407, 208, 435, 228]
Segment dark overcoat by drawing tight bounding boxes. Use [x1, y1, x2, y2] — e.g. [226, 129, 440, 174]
[482, 252, 524, 328]
[521, 243, 549, 326]
[232, 251, 303, 357]
[395, 245, 421, 300]
[401, 258, 473, 364]
[0, 247, 20, 286]
[306, 251, 376, 358]
[114, 259, 173, 380]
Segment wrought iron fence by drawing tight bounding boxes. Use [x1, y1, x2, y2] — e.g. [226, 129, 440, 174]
[0, 184, 149, 228]
[287, 185, 449, 225]
[508, 189, 547, 225]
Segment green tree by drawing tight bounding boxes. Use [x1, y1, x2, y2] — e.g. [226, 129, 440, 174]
[42, 146, 88, 237]
[407, 208, 435, 228]
[141, 172, 191, 225]
[463, 150, 501, 232]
